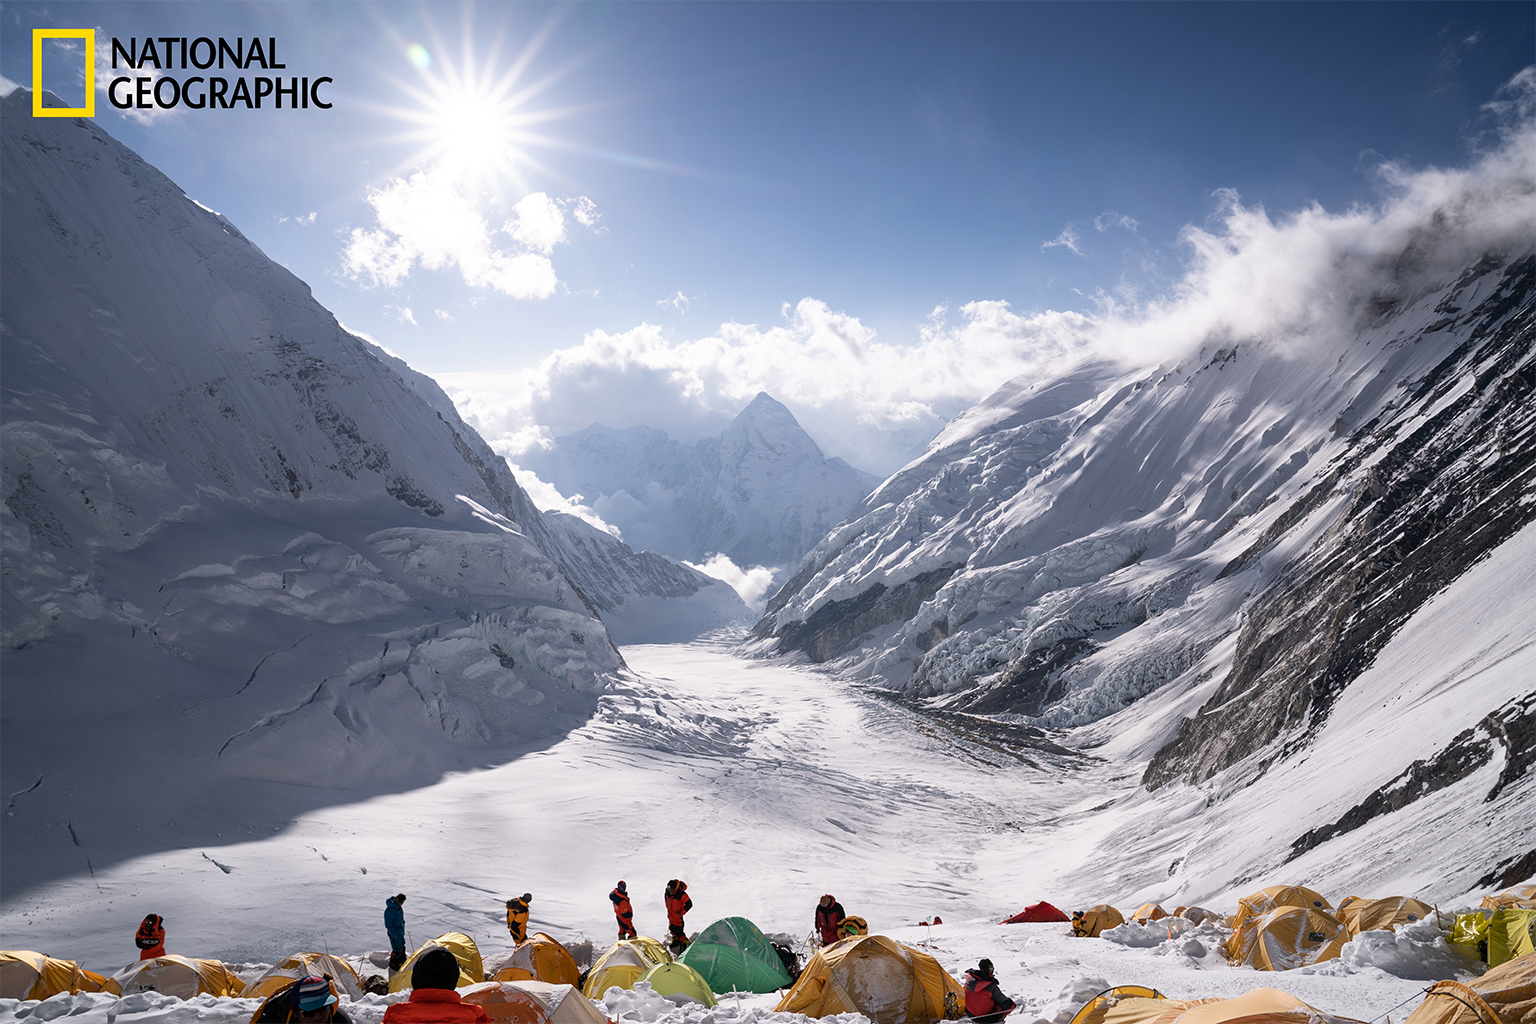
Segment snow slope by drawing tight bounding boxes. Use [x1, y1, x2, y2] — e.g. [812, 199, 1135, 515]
[518, 393, 880, 570]
[0, 91, 729, 894]
[0, 638, 1477, 1021]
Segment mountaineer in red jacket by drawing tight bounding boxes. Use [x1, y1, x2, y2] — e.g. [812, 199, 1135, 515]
[664, 879, 693, 952]
[381, 948, 490, 1023]
[135, 914, 166, 960]
[963, 960, 1016, 1023]
[610, 881, 636, 939]
[815, 895, 845, 946]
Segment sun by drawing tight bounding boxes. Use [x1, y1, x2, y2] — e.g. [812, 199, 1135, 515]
[378, 13, 578, 195]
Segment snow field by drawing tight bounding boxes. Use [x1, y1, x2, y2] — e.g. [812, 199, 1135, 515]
[1, 639, 1487, 1022]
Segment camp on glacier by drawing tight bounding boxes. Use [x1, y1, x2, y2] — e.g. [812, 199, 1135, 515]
[3, 9, 1536, 1024]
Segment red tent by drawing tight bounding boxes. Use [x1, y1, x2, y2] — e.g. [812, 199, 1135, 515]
[1000, 901, 1070, 924]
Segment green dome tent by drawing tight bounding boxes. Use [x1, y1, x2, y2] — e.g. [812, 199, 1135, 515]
[678, 916, 793, 994]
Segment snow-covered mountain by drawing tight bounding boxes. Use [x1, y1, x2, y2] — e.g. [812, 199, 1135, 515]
[0, 91, 731, 891]
[519, 393, 880, 570]
[749, 160, 1535, 894]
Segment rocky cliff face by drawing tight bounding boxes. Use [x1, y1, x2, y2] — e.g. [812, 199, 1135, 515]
[520, 392, 880, 569]
[0, 91, 674, 888]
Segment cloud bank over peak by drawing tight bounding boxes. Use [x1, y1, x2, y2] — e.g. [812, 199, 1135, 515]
[440, 295, 1097, 475]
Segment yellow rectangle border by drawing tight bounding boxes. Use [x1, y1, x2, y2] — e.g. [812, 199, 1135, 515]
[33, 28, 95, 117]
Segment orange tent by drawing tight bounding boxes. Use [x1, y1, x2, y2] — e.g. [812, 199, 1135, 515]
[1131, 903, 1168, 925]
[461, 981, 612, 1024]
[1224, 907, 1346, 972]
[1346, 897, 1434, 937]
[491, 934, 581, 987]
[1228, 885, 1332, 931]
[1072, 905, 1126, 938]
[1403, 951, 1535, 1024]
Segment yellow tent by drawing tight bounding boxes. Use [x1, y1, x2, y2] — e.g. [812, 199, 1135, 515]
[388, 933, 485, 994]
[1480, 887, 1536, 911]
[1227, 885, 1331, 932]
[1070, 986, 1366, 1023]
[1130, 903, 1168, 925]
[637, 961, 717, 1007]
[0, 951, 106, 1000]
[1345, 897, 1434, 938]
[461, 980, 612, 1024]
[105, 955, 246, 998]
[491, 933, 581, 987]
[1403, 951, 1536, 1024]
[244, 952, 363, 1000]
[582, 937, 672, 999]
[1072, 905, 1126, 938]
[1068, 986, 1164, 1023]
[1488, 908, 1536, 967]
[1224, 906, 1346, 972]
[773, 934, 964, 1024]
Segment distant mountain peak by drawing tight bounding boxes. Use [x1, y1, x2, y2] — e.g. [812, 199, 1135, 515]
[720, 391, 824, 461]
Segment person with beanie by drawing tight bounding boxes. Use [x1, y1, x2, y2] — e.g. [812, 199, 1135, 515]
[963, 959, 1015, 1023]
[254, 975, 352, 1023]
[610, 881, 636, 939]
[384, 894, 408, 972]
[505, 893, 531, 942]
[381, 948, 490, 1023]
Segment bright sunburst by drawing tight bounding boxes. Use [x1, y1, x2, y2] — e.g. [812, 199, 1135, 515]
[376, 11, 579, 195]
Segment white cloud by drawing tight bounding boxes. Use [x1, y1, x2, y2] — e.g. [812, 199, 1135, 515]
[569, 196, 602, 229]
[341, 171, 562, 300]
[505, 460, 621, 537]
[388, 305, 417, 325]
[279, 212, 318, 226]
[507, 192, 566, 253]
[1041, 225, 1085, 256]
[0, 74, 19, 98]
[658, 291, 691, 313]
[435, 309, 453, 321]
[1093, 211, 1140, 234]
[684, 553, 778, 614]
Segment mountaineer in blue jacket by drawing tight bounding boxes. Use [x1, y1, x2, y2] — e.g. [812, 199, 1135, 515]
[385, 894, 407, 971]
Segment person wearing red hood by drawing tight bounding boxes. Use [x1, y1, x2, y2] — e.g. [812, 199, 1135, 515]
[135, 914, 166, 959]
[381, 949, 490, 1023]
[963, 960, 1016, 1023]
[815, 895, 845, 946]
[610, 881, 636, 939]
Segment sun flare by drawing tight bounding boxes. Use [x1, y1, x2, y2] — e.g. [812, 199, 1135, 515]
[380, 18, 573, 195]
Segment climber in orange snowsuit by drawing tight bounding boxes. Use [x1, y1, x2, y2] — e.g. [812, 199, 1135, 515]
[664, 879, 693, 951]
[610, 881, 636, 939]
[136, 914, 166, 959]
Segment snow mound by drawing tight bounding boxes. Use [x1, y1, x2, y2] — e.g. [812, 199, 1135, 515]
[1023, 974, 1110, 1024]
[1298, 919, 1480, 982]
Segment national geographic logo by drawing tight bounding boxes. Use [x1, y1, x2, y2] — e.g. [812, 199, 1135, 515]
[31, 28, 335, 116]
[32, 28, 94, 117]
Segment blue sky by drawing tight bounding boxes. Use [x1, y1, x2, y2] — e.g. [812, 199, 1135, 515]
[3, 1, 1533, 472]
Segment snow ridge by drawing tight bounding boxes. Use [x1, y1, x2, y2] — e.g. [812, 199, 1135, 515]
[0, 90, 693, 892]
